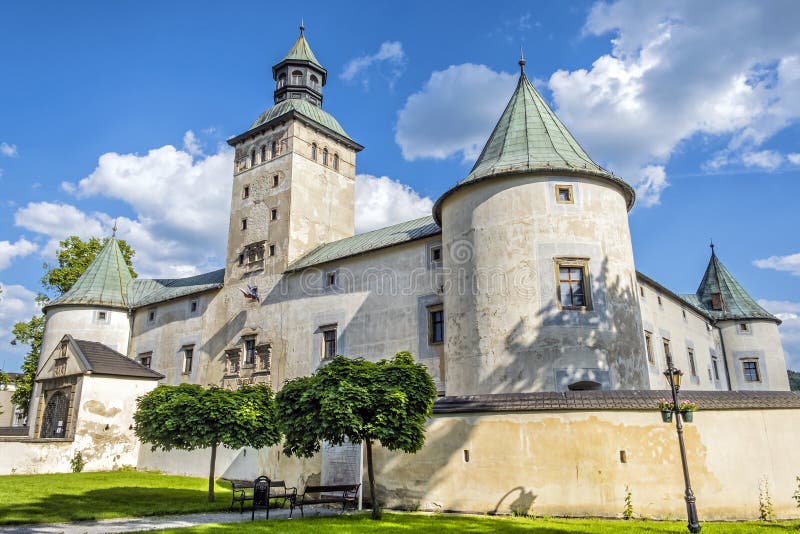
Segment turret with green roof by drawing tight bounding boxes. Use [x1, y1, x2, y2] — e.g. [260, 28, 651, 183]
[684, 245, 780, 324]
[434, 56, 634, 223]
[44, 237, 133, 311]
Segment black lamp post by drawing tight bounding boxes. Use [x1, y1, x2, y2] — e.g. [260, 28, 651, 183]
[664, 362, 701, 533]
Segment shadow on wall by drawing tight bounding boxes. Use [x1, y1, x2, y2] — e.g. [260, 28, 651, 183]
[376, 258, 645, 513]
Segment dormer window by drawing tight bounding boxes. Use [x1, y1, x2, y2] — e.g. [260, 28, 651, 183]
[291, 70, 303, 84]
[711, 292, 723, 310]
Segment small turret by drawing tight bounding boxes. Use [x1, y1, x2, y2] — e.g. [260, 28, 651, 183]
[690, 245, 789, 391]
[272, 25, 327, 107]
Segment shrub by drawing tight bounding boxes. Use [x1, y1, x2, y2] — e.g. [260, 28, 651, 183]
[759, 477, 774, 521]
[623, 485, 634, 520]
[70, 451, 85, 473]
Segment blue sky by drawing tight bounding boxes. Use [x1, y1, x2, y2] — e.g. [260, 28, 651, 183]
[1, 0, 799, 371]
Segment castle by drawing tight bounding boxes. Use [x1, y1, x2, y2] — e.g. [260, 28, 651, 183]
[6, 29, 799, 520]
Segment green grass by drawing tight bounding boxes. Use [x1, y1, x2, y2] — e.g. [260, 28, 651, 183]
[158, 513, 800, 533]
[0, 471, 232, 525]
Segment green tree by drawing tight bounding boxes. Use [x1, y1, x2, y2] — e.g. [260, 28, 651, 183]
[10, 236, 136, 418]
[42, 236, 137, 294]
[134, 383, 281, 502]
[788, 370, 800, 392]
[276, 352, 437, 519]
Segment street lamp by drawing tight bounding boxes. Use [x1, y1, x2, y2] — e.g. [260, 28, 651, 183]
[664, 363, 701, 533]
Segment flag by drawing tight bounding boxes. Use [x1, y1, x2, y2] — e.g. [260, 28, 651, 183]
[239, 284, 260, 302]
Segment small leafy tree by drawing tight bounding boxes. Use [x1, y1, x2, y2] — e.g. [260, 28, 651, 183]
[134, 383, 281, 502]
[276, 352, 437, 520]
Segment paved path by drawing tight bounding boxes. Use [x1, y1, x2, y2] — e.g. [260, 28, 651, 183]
[0, 507, 341, 533]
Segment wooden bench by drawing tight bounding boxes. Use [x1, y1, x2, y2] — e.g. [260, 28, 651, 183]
[295, 484, 360, 517]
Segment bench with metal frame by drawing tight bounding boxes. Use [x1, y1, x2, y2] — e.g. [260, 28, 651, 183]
[295, 483, 360, 517]
[224, 476, 297, 518]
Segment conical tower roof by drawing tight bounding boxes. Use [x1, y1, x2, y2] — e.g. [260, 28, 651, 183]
[692, 247, 778, 323]
[45, 237, 133, 310]
[280, 28, 322, 68]
[433, 60, 634, 223]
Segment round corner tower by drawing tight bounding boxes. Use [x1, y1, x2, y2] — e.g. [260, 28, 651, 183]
[40, 237, 133, 364]
[434, 59, 648, 396]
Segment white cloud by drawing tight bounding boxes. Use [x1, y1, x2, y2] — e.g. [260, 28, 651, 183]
[396, 64, 517, 161]
[340, 41, 406, 87]
[355, 174, 434, 233]
[0, 142, 18, 157]
[788, 153, 800, 165]
[0, 283, 41, 371]
[183, 130, 203, 156]
[758, 299, 800, 370]
[16, 133, 234, 278]
[544, 1, 800, 204]
[0, 238, 37, 270]
[754, 253, 800, 276]
[742, 150, 783, 170]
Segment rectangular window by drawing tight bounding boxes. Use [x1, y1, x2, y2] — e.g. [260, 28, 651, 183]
[555, 184, 574, 204]
[639, 286, 645, 298]
[241, 219, 247, 231]
[273, 175, 279, 187]
[738, 322, 750, 333]
[269, 244, 276, 257]
[711, 292, 723, 310]
[687, 347, 696, 376]
[139, 352, 152, 368]
[238, 254, 244, 266]
[712, 356, 720, 381]
[644, 331, 654, 364]
[242, 185, 250, 199]
[682, 309, 687, 320]
[271, 208, 278, 221]
[322, 327, 337, 360]
[148, 309, 156, 323]
[556, 259, 591, 310]
[742, 360, 760, 382]
[431, 246, 442, 263]
[244, 338, 256, 365]
[190, 300, 198, 313]
[326, 272, 336, 287]
[429, 307, 444, 344]
[183, 347, 193, 374]
[657, 295, 663, 306]
[662, 339, 672, 367]
[97, 311, 107, 321]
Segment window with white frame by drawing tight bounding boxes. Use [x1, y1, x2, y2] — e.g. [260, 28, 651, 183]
[321, 326, 337, 360]
[182, 346, 194, 374]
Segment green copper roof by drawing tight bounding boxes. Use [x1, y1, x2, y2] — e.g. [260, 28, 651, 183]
[46, 238, 134, 310]
[691, 249, 779, 323]
[128, 268, 225, 308]
[287, 216, 441, 271]
[281, 31, 322, 68]
[248, 98, 358, 146]
[433, 66, 635, 223]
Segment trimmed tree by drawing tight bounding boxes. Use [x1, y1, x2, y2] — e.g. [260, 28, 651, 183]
[134, 383, 281, 502]
[276, 351, 437, 519]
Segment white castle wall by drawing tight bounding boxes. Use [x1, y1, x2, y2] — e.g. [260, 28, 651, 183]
[719, 320, 790, 391]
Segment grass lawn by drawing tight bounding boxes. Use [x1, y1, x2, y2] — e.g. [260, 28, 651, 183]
[0, 471, 232, 525]
[157, 513, 800, 533]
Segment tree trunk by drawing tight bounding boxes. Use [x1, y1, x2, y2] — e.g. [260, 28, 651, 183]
[208, 442, 217, 502]
[365, 438, 380, 520]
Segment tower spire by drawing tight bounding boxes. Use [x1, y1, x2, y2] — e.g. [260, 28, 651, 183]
[299, 19, 304, 35]
[518, 46, 526, 73]
[710, 238, 715, 256]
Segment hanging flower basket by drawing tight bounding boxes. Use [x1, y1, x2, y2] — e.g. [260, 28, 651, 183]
[680, 411, 694, 423]
[678, 401, 697, 423]
[661, 410, 673, 423]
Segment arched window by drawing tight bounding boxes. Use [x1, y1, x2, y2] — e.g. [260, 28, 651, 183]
[311, 143, 317, 160]
[322, 148, 328, 166]
[271, 141, 277, 158]
[250, 149, 256, 166]
[292, 70, 303, 85]
[40, 391, 69, 438]
[260, 145, 266, 162]
[333, 153, 339, 171]
[310, 75, 319, 89]
[277, 73, 286, 88]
